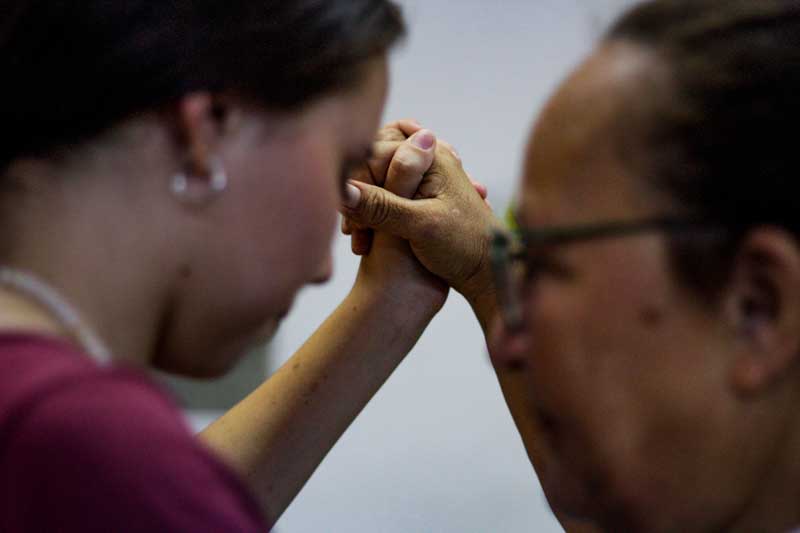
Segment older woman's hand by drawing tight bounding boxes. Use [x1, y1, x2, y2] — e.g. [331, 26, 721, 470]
[342, 133, 500, 309]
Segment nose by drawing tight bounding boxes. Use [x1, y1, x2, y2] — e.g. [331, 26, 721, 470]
[488, 317, 531, 371]
[310, 253, 333, 285]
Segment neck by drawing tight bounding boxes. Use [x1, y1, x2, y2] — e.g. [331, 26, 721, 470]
[0, 258, 168, 368]
[0, 124, 189, 369]
[1, 185, 178, 368]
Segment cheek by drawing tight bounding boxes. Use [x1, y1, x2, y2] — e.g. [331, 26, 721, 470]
[199, 138, 341, 330]
[524, 245, 681, 448]
[524, 279, 591, 411]
[288, 164, 340, 258]
[536, 243, 672, 390]
[254, 145, 340, 277]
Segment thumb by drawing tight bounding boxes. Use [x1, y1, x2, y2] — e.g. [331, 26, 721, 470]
[384, 129, 436, 199]
[342, 180, 432, 241]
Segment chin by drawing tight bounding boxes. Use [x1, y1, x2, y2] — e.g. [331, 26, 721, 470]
[153, 349, 241, 379]
[542, 453, 641, 532]
[151, 333, 255, 379]
[533, 417, 605, 525]
[250, 316, 282, 345]
[152, 311, 288, 378]
[541, 470, 594, 521]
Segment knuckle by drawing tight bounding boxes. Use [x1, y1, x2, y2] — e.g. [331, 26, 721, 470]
[373, 141, 402, 159]
[434, 144, 462, 168]
[366, 190, 393, 227]
[347, 164, 371, 183]
[417, 211, 443, 242]
[377, 126, 407, 142]
[440, 140, 461, 162]
[391, 150, 422, 176]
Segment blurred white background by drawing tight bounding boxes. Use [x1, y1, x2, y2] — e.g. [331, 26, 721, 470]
[184, 1, 640, 531]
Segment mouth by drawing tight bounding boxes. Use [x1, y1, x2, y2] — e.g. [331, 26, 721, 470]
[533, 404, 568, 452]
[537, 407, 561, 438]
[537, 407, 559, 433]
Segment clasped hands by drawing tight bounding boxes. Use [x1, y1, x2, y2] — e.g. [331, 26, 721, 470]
[340, 119, 498, 313]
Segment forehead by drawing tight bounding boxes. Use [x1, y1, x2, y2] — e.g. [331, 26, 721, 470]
[311, 58, 389, 144]
[261, 58, 388, 152]
[520, 42, 664, 226]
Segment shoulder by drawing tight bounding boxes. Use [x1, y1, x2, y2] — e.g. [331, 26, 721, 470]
[11, 364, 189, 458]
[0, 338, 265, 531]
[0, 333, 188, 456]
[0, 334, 189, 456]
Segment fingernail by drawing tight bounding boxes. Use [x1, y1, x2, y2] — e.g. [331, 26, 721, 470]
[412, 130, 435, 150]
[344, 182, 361, 208]
[408, 118, 422, 128]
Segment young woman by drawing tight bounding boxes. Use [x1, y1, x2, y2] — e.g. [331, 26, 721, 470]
[0, 1, 485, 530]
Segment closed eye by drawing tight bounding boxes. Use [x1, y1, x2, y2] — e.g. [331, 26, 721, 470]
[525, 252, 573, 281]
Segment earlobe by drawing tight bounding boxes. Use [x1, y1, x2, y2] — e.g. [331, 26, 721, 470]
[170, 93, 229, 205]
[728, 228, 800, 395]
[170, 156, 228, 204]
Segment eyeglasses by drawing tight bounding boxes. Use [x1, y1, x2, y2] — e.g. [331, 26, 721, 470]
[490, 213, 721, 331]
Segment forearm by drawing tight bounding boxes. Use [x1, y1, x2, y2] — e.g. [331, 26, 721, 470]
[199, 283, 438, 525]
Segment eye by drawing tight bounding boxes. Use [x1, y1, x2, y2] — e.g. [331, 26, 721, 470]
[524, 251, 572, 281]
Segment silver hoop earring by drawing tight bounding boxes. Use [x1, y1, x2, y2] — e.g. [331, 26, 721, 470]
[170, 156, 228, 203]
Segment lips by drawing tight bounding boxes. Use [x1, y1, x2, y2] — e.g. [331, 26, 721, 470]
[537, 406, 563, 442]
[537, 407, 560, 433]
[532, 404, 570, 454]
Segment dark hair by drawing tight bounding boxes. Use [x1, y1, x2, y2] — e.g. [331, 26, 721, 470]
[605, 0, 800, 299]
[0, 0, 404, 168]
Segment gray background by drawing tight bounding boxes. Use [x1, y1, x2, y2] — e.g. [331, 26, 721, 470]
[172, 1, 639, 531]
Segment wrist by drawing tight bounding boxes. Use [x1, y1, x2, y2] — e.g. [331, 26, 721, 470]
[350, 272, 447, 321]
[453, 213, 501, 309]
[458, 268, 498, 334]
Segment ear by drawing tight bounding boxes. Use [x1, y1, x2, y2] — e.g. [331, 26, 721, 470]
[175, 92, 227, 178]
[726, 228, 800, 394]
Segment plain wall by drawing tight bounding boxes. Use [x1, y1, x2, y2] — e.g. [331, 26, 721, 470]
[183, 1, 639, 531]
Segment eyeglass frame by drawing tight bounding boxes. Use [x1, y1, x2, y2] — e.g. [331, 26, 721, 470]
[490, 214, 726, 332]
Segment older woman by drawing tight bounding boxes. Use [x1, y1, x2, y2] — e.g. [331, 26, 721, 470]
[345, 0, 800, 531]
[0, 1, 494, 531]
